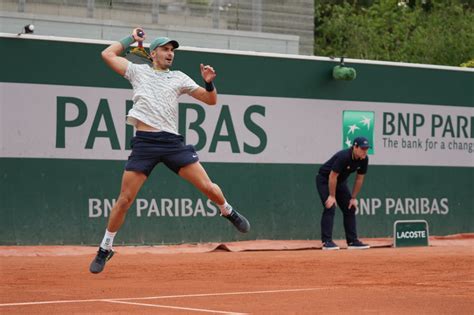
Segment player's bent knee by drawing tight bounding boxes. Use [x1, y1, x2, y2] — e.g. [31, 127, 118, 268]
[201, 181, 213, 194]
[117, 194, 134, 210]
[202, 181, 219, 198]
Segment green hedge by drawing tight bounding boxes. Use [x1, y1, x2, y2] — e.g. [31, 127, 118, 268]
[314, 0, 474, 67]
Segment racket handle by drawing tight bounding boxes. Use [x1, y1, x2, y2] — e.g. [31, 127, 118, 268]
[137, 30, 144, 48]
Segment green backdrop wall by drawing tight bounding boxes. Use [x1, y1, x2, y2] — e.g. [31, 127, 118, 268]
[1, 35, 472, 245]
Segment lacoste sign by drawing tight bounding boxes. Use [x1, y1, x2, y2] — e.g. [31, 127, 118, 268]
[393, 220, 430, 247]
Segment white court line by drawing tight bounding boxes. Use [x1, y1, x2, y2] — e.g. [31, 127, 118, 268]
[0, 287, 324, 307]
[112, 287, 325, 301]
[105, 299, 247, 314]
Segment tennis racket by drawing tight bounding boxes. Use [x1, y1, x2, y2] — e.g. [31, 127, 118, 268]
[125, 30, 152, 66]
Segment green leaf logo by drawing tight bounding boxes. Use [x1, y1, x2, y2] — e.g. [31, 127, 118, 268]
[342, 111, 375, 154]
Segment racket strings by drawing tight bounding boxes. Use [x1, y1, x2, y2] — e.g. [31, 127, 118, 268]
[129, 47, 152, 62]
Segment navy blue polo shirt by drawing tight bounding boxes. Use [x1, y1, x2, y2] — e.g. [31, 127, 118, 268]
[318, 148, 368, 183]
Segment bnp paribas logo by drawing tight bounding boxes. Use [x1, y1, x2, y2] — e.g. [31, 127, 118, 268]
[342, 111, 375, 154]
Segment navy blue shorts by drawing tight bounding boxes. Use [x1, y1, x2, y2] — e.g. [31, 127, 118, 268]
[125, 131, 199, 176]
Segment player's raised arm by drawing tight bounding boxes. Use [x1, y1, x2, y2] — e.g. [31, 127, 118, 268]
[190, 64, 217, 105]
[101, 28, 145, 76]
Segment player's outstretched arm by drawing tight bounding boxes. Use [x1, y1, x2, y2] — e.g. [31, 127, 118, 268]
[190, 64, 217, 105]
[101, 28, 145, 76]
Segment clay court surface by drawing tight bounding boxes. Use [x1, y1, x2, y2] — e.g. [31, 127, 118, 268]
[1, 235, 473, 314]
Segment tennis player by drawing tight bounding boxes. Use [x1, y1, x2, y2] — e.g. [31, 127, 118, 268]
[90, 28, 250, 274]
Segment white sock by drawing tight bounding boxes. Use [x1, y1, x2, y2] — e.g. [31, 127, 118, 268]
[218, 201, 233, 216]
[100, 229, 117, 251]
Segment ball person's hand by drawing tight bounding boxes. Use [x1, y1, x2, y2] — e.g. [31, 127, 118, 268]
[348, 198, 358, 210]
[200, 64, 216, 83]
[325, 195, 336, 209]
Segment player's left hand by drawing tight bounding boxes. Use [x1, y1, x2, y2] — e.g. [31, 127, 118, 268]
[348, 198, 358, 210]
[200, 64, 216, 83]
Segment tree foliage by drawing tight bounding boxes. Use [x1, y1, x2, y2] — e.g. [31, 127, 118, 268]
[314, 0, 474, 66]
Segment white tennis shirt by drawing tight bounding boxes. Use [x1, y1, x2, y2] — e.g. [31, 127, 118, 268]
[124, 62, 200, 135]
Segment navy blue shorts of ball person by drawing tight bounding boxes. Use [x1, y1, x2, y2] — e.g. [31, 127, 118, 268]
[315, 136, 371, 250]
[126, 131, 199, 176]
